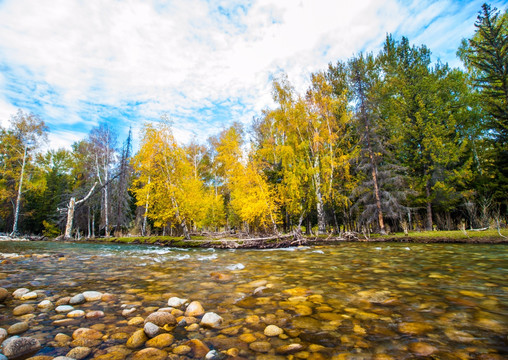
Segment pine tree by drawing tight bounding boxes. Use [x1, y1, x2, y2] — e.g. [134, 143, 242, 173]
[459, 3, 508, 205]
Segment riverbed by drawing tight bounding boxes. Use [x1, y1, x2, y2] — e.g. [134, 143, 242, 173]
[0, 241, 507, 359]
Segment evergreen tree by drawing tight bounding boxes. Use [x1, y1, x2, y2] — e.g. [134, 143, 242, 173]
[459, 3, 508, 205]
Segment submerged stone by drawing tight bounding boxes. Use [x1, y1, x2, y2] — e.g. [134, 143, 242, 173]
[2, 337, 41, 358]
[185, 301, 205, 317]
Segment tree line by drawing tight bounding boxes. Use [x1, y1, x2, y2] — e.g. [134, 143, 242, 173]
[0, 4, 506, 238]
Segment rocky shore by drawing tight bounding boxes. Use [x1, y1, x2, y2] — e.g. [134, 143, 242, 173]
[0, 243, 507, 359]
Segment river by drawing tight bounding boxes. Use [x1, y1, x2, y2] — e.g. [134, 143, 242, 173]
[0, 241, 507, 359]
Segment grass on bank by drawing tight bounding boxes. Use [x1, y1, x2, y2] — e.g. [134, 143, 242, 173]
[370, 228, 507, 240]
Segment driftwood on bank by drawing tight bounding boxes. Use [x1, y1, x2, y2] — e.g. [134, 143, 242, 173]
[181, 231, 360, 248]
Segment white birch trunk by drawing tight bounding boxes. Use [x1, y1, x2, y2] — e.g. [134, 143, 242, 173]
[11, 145, 27, 236]
[142, 176, 150, 236]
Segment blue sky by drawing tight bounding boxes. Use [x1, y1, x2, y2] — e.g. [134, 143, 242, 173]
[0, 0, 506, 150]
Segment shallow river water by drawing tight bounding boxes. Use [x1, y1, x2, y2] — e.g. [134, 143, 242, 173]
[0, 241, 507, 359]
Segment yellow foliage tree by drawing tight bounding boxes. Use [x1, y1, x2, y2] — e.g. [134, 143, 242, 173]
[132, 122, 207, 239]
[255, 73, 354, 234]
[212, 125, 279, 233]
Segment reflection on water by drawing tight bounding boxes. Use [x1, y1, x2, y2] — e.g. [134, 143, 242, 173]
[0, 241, 507, 359]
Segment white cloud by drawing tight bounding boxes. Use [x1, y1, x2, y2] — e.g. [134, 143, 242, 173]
[0, 0, 496, 148]
[44, 129, 84, 151]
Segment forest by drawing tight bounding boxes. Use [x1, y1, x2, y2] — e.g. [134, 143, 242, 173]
[0, 4, 506, 239]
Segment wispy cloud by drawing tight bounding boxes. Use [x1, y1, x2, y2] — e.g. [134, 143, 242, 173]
[0, 0, 501, 148]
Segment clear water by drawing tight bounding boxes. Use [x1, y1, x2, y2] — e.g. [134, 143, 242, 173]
[0, 241, 507, 359]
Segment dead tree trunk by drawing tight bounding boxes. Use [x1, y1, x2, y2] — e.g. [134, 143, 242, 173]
[64, 182, 98, 239]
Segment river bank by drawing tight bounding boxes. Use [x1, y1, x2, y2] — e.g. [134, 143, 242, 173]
[64, 228, 508, 248]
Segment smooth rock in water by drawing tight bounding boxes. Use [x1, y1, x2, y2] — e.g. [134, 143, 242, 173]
[186, 339, 210, 358]
[276, 344, 304, 354]
[86, 310, 105, 319]
[83, 291, 103, 301]
[101, 293, 116, 302]
[72, 327, 103, 340]
[13, 304, 35, 316]
[247, 279, 268, 287]
[8, 321, 29, 335]
[21, 291, 38, 300]
[53, 319, 78, 327]
[173, 345, 191, 355]
[0, 287, 9, 302]
[409, 342, 438, 356]
[122, 308, 137, 317]
[186, 323, 200, 332]
[126, 329, 148, 349]
[167, 297, 188, 308]
[292, 317, 321, 331]
[264, 324, 283, 337]
[249, 341, 271, 353]
[398, 322, 434, 335]
[146, 333, 174, 348]
[239, 333, 257, 343]
[131, 347, 167, 360]
[0, 327, 7, 344]
[55, 305, 74, 313]
[12, 288, 30, 299]
[66, 346, 92, 360]
[69, 293, 86, 305]
[294, 305, 313, 316]
[55, 297, 71, 306]
[144, 322, 160, 338]
[210, 272, 233, 282]
[200, 312, 223, 328]
[2, 337, 41, 358]
[53, 357, 75, 360]
[459, 290, 485, 298]
[38, 299, 53, 309]
[444, 329, 475, 343]
[67, 310, 85, 318]
[206, 350, 221, 360]
[128, 317, 144, 326]
[54, 333, 72, 344]
[185, 301, 205, 317]
[144, 311, 176, 326]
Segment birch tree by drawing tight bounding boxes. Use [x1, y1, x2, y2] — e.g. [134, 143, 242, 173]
[88, 123, 117, 237]
[132, 122, 207, 239]
[3, 110, 48, 235]
[256, 74, 353, 234]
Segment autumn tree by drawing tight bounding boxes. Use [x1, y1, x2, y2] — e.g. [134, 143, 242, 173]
[211, 124, 278, 233]
[256, 73, 354, 234]
[0, 110, 48, 235]
[132, 122, 208, 239]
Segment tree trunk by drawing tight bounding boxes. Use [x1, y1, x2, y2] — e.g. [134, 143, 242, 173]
[142, 176, 150, 236]
[366, 127, 386, 234]
[65, 197, 76, 238]
[425, 181, 433, 231]
[64, 182, 98, 239]
[104, 165, 109, 237]
[11, 145, 27, 236]
[312, 154, 326, 234]
[172, 196, 190, 240]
